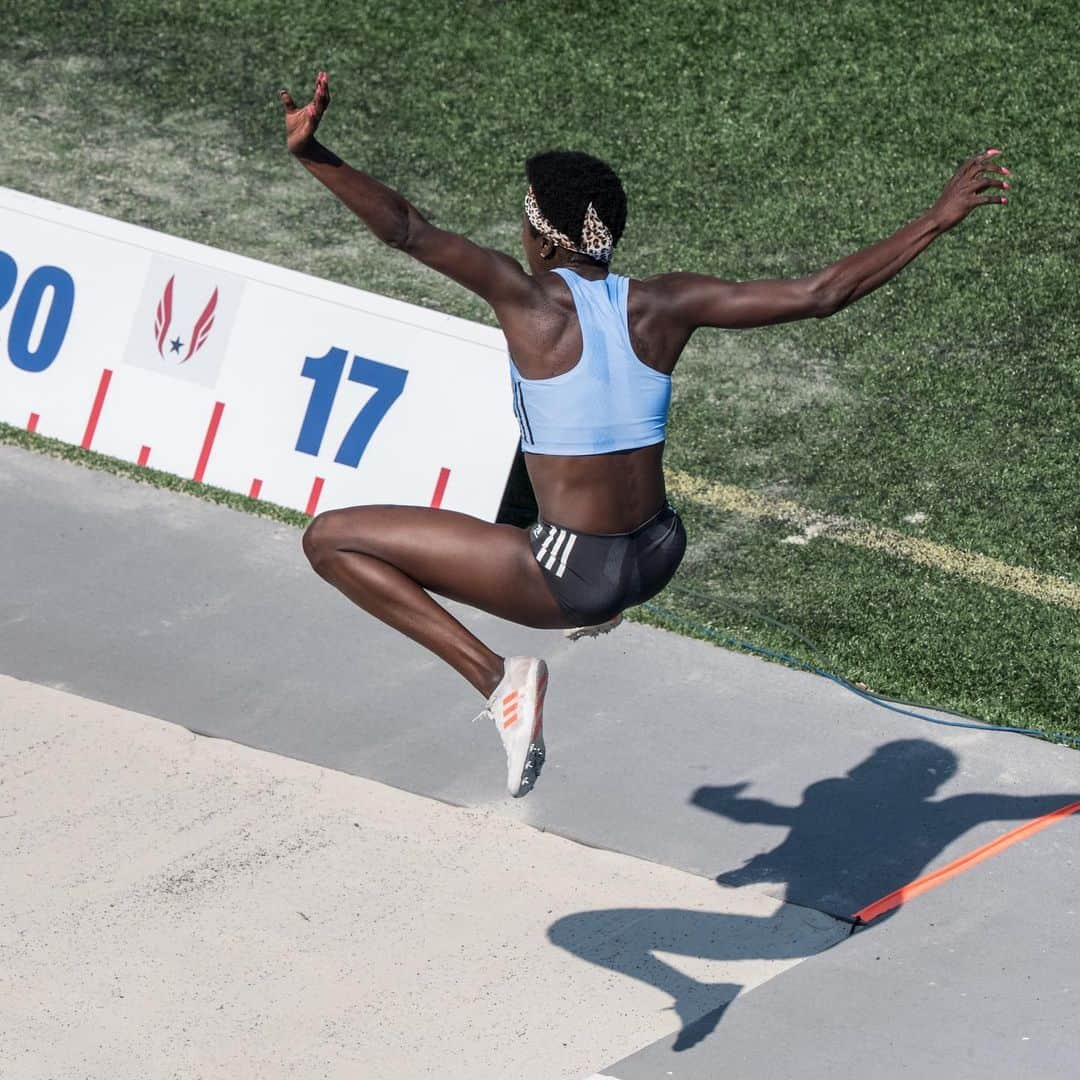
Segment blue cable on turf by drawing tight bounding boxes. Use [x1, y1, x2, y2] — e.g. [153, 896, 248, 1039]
[641, 598, 1080, 750]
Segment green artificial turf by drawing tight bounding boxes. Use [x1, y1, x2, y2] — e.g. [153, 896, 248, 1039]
[3, 1, 1078, 739]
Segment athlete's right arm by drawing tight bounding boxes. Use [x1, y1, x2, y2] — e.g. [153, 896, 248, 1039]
[280, 74, 531, 307]
[655, 149, 1010, 332]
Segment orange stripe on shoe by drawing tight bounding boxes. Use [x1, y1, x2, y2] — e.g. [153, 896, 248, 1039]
[852, 799, 1080, 926]
[502, 713, 519, 729]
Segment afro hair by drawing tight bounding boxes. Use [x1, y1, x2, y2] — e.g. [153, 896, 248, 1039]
[525, 150, 627, 259]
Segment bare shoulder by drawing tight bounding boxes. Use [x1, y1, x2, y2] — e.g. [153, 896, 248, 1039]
[622, 272, 706, 374]
[625, 271, 712, 322]
[403, 218, 538, 309]
[631, 269, 823, 331]
[631, 270, 718, 305]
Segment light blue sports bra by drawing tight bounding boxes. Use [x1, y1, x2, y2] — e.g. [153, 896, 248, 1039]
[508, 267, 672, 456]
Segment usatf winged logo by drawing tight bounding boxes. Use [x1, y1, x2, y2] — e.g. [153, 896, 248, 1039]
[125, 257, 243, 389]
[153, 275, 219, 363]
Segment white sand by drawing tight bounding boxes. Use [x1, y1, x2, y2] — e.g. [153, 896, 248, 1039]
[0, 675, 844, 1079]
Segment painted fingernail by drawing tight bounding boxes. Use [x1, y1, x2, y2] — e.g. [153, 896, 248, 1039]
[1002, 166, 1011, 174]
[1003, 181, 1011, 189]
[1002, 197, 1008, 203]
[987, 148, 1001, 155]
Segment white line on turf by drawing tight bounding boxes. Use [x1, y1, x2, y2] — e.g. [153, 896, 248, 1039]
[667, 468, 1080, 610]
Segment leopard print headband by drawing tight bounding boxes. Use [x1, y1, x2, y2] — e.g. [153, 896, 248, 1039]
[524, 185, 614, 264]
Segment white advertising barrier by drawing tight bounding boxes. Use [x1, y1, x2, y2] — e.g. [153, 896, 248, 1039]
[0, 186, 520, 520]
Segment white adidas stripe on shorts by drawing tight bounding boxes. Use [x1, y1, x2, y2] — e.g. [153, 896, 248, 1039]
[535, 524, 579, 580]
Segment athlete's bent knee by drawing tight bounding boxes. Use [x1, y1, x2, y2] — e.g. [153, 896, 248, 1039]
[302, 509, 348, 571]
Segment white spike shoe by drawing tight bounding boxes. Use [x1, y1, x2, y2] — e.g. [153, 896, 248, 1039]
[475, 657, 548, 797]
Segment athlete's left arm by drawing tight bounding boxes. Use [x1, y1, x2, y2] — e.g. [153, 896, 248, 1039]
[279, 73, 532, 307]
[690, 784, 796, 825]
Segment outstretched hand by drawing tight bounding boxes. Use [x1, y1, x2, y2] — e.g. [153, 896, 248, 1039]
[689, 783, 750, 808]
[279, 71, 330, 156]
[933, 148, 1011, 230]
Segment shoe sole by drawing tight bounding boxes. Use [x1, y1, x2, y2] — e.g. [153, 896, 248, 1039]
[511, 661, 548, 798]
[563, 613, 623, 641]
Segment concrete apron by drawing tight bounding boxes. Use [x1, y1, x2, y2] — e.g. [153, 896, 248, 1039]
[1, 675, 847, 1080]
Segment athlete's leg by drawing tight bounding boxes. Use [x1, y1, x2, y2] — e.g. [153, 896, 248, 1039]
[302, 506, 569, 697]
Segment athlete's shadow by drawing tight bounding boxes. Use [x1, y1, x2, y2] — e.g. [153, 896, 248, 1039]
[548, 738, 1078, 1052]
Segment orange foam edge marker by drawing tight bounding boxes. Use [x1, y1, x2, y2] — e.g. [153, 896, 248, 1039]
[852, 800, 1080, 926]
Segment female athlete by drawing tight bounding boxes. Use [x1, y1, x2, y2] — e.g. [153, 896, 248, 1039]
[280, 71, 1009, 798]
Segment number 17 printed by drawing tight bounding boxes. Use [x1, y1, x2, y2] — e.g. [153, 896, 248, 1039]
[295, 346, 408, 467]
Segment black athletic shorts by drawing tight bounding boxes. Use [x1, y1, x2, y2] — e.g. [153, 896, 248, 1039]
[528, 502, 687, 624]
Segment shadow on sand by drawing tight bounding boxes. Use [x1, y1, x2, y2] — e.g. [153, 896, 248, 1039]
[548, 738, 1078, 1051]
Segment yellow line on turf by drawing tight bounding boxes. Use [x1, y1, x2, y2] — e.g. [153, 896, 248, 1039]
[666, 469, 1080, 611]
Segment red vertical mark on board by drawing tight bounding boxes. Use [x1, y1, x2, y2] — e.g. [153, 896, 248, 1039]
[249, 478, 263, 500]
[305, 476, 325, 516]
[81, 368, 113, 449]
[27, 412, 39, 433]
[137, 445, 151, 467]
[193, 401, 226, 483]
[429, 466, 451, 509]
